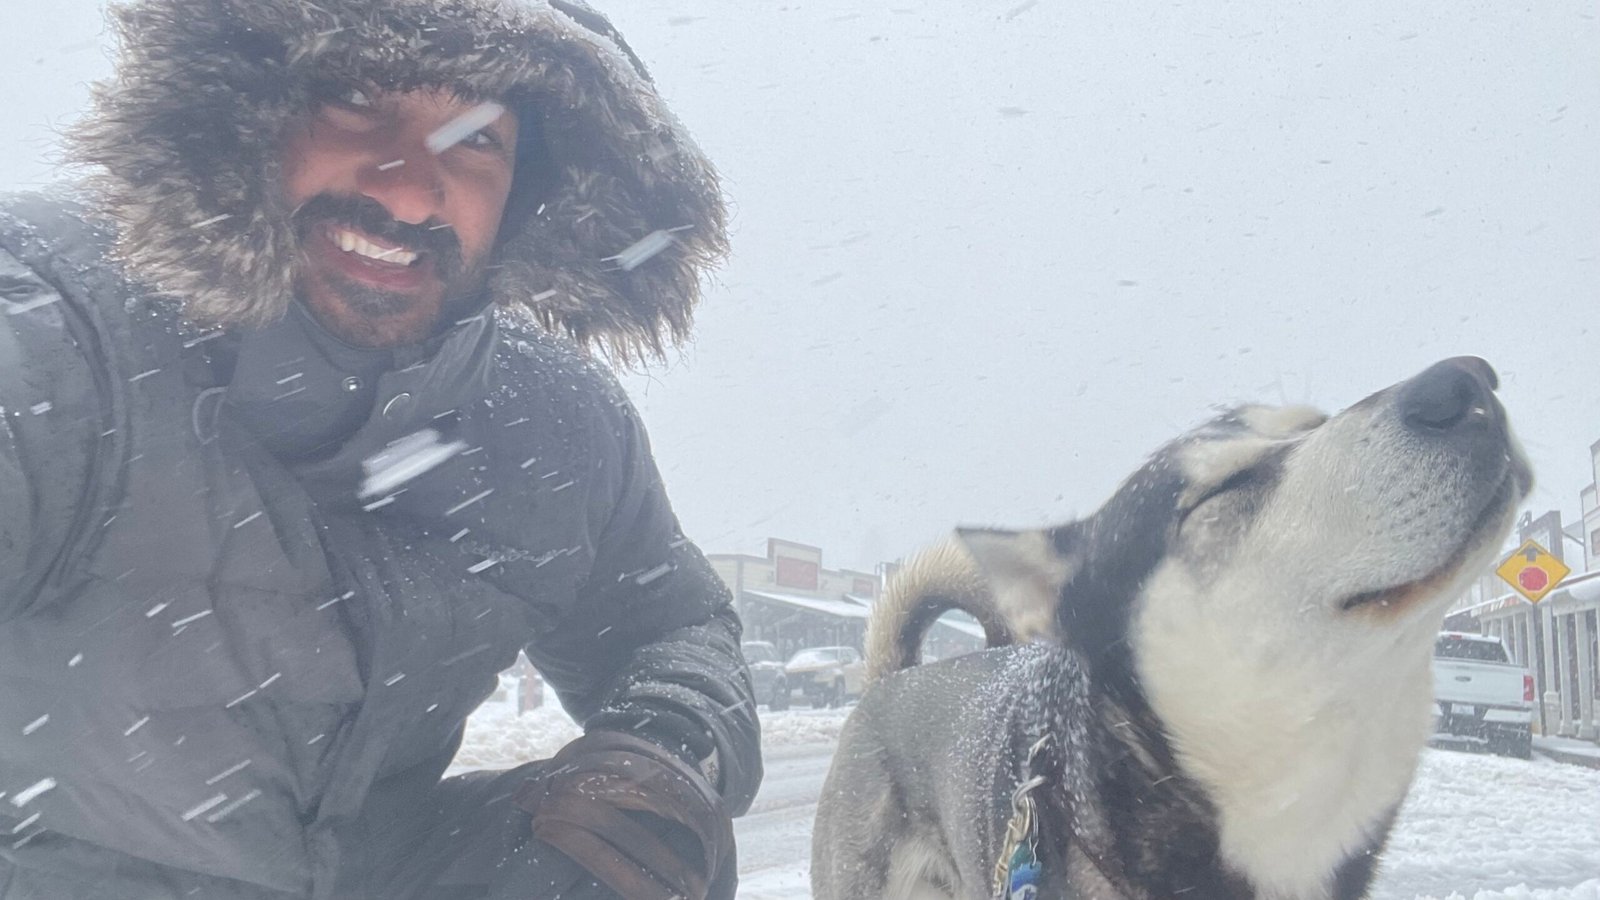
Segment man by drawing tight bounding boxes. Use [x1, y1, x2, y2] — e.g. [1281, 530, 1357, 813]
[0, 1, 760, 898]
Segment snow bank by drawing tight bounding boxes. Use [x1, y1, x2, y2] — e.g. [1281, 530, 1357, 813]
[450, 703, 582, 773]
[758, 708, 852, 746]
[450, 704, 853, 773]
[1372, 750, 1600, 899]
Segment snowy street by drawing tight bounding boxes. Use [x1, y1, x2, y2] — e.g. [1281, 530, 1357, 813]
[733, 741, 836, 894]
[456, 706, 1600, 899]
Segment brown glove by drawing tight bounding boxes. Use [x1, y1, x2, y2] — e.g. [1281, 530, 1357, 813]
[512, 731, 734, 900]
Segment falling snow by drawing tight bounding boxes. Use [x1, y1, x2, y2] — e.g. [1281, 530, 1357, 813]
[359, 428, 470, 498]
[610, 229, 676, 272]
[424, 102, 506, 154]
[170, 610, 212, 628]
[179, 793, 229, 822]
[445, 488, 495, 516]
[0, 2, 1591, 896]
[204, 789, 262, 824]
[9, 778, 56, 807]
[634, 562, 674, 585]
[204, 759, 252, 785]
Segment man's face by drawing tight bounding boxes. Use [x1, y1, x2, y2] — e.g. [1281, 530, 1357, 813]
[282, 87, 520, 347]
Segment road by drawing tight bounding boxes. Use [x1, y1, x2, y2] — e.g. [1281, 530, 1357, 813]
[735, 741, 833, 889]
[733, 732, 1600, 900]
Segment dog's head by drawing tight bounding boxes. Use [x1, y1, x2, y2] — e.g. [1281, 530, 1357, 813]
[958, 356, 1532, 896]
[960, 356, 1531, 672]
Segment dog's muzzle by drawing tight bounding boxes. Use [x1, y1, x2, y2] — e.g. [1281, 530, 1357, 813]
[1339, 356, 1530, 613]
[1396, 355, 1531, 492]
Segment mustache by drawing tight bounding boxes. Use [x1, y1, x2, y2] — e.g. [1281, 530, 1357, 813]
[291, 194, 465, 278]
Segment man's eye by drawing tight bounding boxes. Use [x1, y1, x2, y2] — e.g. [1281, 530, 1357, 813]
[313, 86, 380, 131]
[338, 87, 375, 109]
[317, 85, 374, 112]
[461, 129, 501, 150]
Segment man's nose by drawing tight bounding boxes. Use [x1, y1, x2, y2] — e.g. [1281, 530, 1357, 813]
[355, 150, 445, 226]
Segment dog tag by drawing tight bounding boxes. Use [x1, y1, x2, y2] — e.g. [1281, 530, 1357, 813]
[1005, 841, 1041, 900]
[994, 758, 1049, 900]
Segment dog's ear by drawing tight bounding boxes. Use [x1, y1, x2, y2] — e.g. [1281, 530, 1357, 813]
[956, 525, 1080, 643]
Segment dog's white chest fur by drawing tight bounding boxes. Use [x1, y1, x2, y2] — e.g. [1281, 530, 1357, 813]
[1134, 562, 1436, 899]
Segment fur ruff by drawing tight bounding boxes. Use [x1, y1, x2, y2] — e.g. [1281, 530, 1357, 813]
[70, 0, 727, 360]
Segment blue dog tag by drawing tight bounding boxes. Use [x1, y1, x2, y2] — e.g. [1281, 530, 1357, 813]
[1006, 842, 1041, 900]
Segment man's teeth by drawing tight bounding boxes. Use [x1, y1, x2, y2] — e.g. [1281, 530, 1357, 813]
[333, 229, 418, 266]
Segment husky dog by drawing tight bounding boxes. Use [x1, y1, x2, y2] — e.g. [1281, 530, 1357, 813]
[812, 357, 1531, 900]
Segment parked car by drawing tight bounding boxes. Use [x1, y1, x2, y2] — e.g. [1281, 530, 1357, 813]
[741, 640, 790, 711]
[784, 646, 867, 708]
[1432, 631, 1535, 759]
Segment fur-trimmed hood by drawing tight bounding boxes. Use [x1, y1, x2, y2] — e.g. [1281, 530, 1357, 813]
[71, 0, 727, 360]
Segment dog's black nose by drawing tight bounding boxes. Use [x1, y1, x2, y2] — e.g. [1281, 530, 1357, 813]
[1398, 356, 1500, 432]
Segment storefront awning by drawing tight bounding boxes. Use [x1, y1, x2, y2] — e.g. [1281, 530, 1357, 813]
[741, 590, 989, 642]
[1561, 571, 1600, 605]
[742, 589, 871, 620]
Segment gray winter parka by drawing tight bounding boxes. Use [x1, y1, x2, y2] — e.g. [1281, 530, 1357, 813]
[0, 0, 758, 896]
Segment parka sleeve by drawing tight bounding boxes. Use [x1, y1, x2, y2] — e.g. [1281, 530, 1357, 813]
[520, 391, 763, 815]
[0, 248, 98, 621]
[0, 382, 29, 610]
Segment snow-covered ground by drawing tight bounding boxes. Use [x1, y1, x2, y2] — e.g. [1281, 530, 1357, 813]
[449, 703, 582, 774]
[1380, 750, 1600, 899]
[452, 704, 1600, 898]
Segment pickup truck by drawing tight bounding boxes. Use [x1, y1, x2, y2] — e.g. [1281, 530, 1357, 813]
[1432, 631, 1535, 759]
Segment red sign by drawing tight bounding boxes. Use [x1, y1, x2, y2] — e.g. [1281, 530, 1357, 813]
[1518, 568, 1548, 593]
[775, 557, 819, 591]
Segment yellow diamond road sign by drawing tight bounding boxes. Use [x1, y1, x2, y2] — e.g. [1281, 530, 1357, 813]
[1496, 539, 1570, 604]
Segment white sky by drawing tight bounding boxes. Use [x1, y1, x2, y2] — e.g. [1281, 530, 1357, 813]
[2, 1, 1596, 573]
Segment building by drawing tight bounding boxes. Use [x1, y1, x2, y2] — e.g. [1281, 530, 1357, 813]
[1444, 439, 1600, 741]
[708, 538, 985, 663]
[1583, 437, 1600, 571]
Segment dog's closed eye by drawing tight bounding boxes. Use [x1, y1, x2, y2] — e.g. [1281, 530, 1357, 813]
[1180, 466, 1269, 523]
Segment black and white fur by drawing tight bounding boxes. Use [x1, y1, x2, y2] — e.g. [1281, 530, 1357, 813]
[812, 357, 1531, 900]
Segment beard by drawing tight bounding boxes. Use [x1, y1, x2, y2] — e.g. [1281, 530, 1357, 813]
[291, 194, 493, 344]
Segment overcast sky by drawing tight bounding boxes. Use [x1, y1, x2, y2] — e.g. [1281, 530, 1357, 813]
[2, 1, 1595, 573]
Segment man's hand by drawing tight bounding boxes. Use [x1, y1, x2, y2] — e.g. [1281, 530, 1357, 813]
[513, 731, 734, 900]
